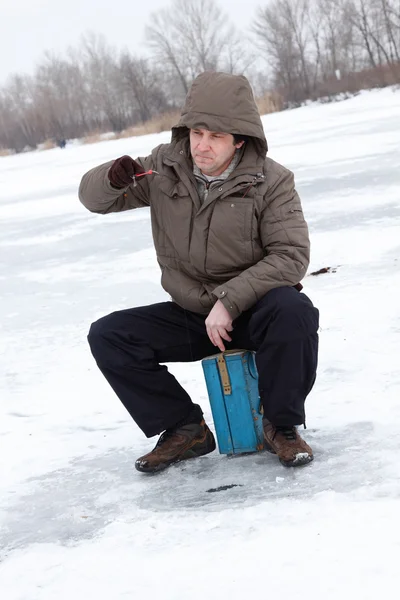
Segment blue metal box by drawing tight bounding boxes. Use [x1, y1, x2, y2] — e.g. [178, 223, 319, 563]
[201, 350, 264, 455]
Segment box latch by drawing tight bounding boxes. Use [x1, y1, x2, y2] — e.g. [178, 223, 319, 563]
[217, 354, 232, 395]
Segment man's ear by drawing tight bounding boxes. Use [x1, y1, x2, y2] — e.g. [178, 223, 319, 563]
[234, 140, 245, 149]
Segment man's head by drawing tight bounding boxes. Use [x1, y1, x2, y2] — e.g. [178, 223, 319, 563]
[172, 72, 268, 161]
[190, 128, 245, 176]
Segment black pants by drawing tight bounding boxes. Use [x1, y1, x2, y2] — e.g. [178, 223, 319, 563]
[88, 287, 319, 437]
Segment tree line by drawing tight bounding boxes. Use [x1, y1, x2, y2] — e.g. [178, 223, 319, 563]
[1, 0, 399, 153]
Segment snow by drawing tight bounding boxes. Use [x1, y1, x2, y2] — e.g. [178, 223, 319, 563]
[1, 87, 400, 598]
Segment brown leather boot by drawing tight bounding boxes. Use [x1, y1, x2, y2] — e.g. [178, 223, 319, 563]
[135, 420, 216, 473]
[263, 421, 313, 467]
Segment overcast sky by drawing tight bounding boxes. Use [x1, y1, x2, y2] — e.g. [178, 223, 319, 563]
[0, 0, 266, 84]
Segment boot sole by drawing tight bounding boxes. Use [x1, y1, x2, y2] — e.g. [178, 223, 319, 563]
[279, 453, 314, 467]
[264, 440, 313, 467]
[135, 434, 216, 474]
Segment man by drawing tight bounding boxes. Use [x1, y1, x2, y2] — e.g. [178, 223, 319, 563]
[79, 71, 319, 473]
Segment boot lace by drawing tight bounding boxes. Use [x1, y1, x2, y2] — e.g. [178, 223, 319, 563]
[273, 426, 297, 441]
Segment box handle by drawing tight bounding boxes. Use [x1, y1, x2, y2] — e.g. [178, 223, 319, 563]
[217, 354, 232, 395]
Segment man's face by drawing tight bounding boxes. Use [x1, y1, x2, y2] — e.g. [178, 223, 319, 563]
[190, 128, 244, 177]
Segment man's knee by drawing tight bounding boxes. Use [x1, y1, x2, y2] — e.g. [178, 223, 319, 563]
[251, 287, 319, 342]
[263, 286, 305, 309]
[87, 309, 151, 367]
[87, 311, 135, 355]
[87, 313, 116, 355]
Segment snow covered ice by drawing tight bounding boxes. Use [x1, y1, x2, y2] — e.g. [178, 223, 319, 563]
[1, 88, 400, 598]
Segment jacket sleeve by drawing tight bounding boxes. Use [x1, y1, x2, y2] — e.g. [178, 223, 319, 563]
[78, 154, 154, 214]
[212, 169, 310, 320]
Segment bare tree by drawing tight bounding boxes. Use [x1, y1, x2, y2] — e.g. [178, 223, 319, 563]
[345, 0, 381, 67]
[379, 0, 400, 62]
[316, 0, 356, 76]
[119, 55, 170, 123]
[2, 0, 400, 152]
[4, 75, 41, 151]
[253, 0, 400, 104]
[342, 0, 400, 83]
[146, 0, 249, 99]
[253, 0, 315, 105]
[80, 33, 129, 132]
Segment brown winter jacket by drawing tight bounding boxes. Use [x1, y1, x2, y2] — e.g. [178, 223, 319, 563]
[79, 72, 310, 320]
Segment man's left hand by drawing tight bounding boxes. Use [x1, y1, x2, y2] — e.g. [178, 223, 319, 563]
[205, 300, 233, 352]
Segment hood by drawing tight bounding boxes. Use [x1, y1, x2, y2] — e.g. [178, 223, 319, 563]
[171, 71, 268, 158]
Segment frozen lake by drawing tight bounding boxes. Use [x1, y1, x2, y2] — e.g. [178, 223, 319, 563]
[1, 87, 400, 599]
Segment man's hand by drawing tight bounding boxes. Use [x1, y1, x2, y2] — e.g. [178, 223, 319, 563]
[108, 155, 145, 189]
[205, 300, 233, 352]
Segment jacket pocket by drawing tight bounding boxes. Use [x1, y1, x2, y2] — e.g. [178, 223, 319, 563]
[205, 198, 256, 275]
[152, 179, 192, 259]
